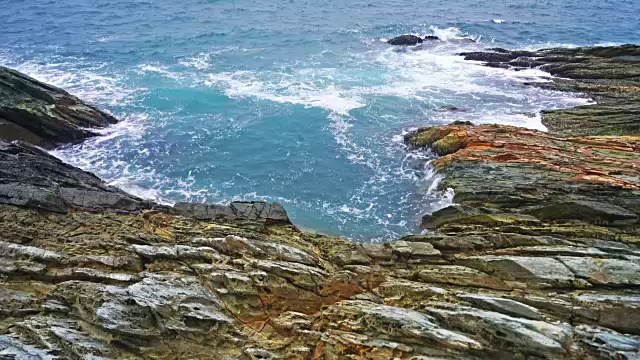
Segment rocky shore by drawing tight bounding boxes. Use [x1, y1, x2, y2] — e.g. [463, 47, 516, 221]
[0, 45, 638, 359]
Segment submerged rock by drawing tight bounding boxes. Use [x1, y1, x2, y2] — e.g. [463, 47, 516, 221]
[387, 34, 423, 45]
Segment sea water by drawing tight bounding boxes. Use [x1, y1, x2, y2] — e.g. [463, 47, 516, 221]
[1, 0, 638, 241]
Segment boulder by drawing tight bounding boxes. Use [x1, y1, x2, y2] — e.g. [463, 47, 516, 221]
[387, 34, 423, 45]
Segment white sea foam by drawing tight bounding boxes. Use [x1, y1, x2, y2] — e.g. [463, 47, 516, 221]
[6, 57, 145, 106]
[492, 19, 505, 24]
[205, 71, 366, 115]
[96, 35, 118, 43]
[198, 31, 591, 232]
[178, 53, 213, 70]
[136, 63, 183, 80]
[428, 26, 474, 41]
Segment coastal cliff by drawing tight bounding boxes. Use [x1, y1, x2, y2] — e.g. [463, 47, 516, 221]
[0, 45, 638, 360]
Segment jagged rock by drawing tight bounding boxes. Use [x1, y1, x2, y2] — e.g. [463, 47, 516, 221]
[0, 66, 118, 148]
[424, 35, 441, 41]
[459, 256, 577, 288]
[194, 235, 318, 265]
[574, 294, 640, 335]
[53, 273, 232, 341]
[320, 300, 484, 352]
[173, 201, 291, 225]
[0, 287, 42, 317]
[421, 205, 483, 229]
[13, 316, 116, 359]
[0, 141, 153, 213]
[0, 335, 56, 359]
[459, 45, 640, 136]
[574, 325, 640, 359]
[492, 245, 608, 257]
[458, 293, 542, 320]
[389, 240, 442, 258]
[374, 278, 448, 304]
[460, 51, 521, 63]
[388, 35, 423, 45]
[416, 265, 512, 290]
[558, 257, 640, 286]
[404, 122, 640, 235]
[425, 304, 573, 357]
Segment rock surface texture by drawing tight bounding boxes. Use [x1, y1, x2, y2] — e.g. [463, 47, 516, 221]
[0, 45, 639, 359]
[0, 66, 118, 148]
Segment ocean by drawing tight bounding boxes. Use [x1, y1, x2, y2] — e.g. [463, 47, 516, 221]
[1, 0, 638, 241]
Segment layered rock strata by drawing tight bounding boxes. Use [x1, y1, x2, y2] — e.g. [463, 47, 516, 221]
[0, 45, 639, 359]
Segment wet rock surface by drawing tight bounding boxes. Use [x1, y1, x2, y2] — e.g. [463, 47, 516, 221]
[387, 34, 423, 45]
[0, 66, 118, 148]
[1, 47, 639, 359]
[460, 44, 640, 136]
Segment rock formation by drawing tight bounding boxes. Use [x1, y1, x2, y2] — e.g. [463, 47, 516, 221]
[0, 45, 639, 359]
[0, 66, 118, 148]
[387, 34, 423, 45]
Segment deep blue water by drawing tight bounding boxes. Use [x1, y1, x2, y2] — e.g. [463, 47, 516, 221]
[1, 0, 638, 241]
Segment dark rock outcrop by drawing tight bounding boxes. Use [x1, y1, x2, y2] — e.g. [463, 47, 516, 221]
[387, 34, 423, 45]
[424, 35, 441, 41]
[0, 140, 154, 213]
[459, 45, 640, 136]
[0, 66, 118, 148]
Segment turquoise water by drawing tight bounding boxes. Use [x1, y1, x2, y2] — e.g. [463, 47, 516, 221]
[1, 0, 638, 241]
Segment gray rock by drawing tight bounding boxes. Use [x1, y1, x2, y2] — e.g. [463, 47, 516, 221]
[52, 273, 232, 343]
[321, 300, 483, 351]
[0, 241, 65, 263]
[389, 240, 442, 258]
[194, 235, 318, 265]
[0, 335, 55, 360]
[426, 304, 573, 357]
[460, 256, 576, 288]
[459, 293, 542, 320]
[525, 200, 638, 225]
[416, 265, 512, 290]
[558, 256, 640, 286]
[575, 325, 640, 359]
[574, 294, 640, 335]
[0, 141, 153, 213]
[173, 201, 291, 225]
[421, 205, 483, 229]
[14, 316, 115, 359]
[0, 287, 41, 317]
